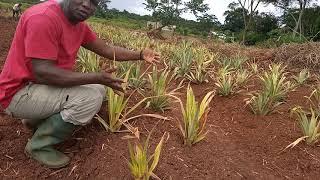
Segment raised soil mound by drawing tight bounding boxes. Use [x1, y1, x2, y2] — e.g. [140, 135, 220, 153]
[274, 42, 320, 73]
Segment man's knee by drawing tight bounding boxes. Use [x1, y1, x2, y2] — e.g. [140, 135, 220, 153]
[88, 89, 104, 110]
[96, 85, 106, 98]
[61, 86, 105, 125]
[80, 87, 104, 113]
[85, 84, 106, 98]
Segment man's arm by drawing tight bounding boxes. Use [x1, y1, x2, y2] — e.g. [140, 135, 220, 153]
[82, 38, 160, 63]
[32, 59, 124, 92]
[82, 38, 141, 61]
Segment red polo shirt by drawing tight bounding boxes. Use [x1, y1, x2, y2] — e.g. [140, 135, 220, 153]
[0, 0, 97, 109]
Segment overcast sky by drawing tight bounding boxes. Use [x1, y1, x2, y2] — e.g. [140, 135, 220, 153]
[109, 0, 282, 23]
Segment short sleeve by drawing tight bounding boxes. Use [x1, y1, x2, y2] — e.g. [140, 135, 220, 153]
[24, 15, 59, 60]
[81, 23, 97, 45]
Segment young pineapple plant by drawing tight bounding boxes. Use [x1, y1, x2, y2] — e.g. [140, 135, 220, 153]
[177, 85, 214, 146]
[246, 63, 292, 115]
[235, 69, 251, 87]
[146, 67, 181, 112]
[245, 91, 282, 116]
[103, 86, 129, 132]
[97, 70, 133, 132]
[215, 56, 251, 96]
[156, 43, 175, 64]
[262, 64, 293, 101]
[292, 69, 310, 86]
[171, 41, 194, 77]
[310, 86, 320, 104]
[117, 62, 148, 89]
[96, 70, 166, 133]
[215, 66, 236, 96]
[186, 48, 216, 84]
[128, 132, 168, 180]
[129, 62, 148, 89]
[117, 61, 133, 77]
[286, 107, 320, 147]
[218, 55, 248, 70]
[249, 62, 259, 74]
[77, 47, 101, 73]
[306, 85, 320, 114]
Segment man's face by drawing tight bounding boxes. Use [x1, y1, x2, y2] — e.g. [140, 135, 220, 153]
[68, 0, 99, 22]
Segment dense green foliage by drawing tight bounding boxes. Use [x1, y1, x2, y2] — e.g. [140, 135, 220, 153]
[282, 6, 320, 41]
[1, 0, 319, 45]
[94, 9, 151, 30]
[95, 7, 220, 36]
[93, 0, 320, 45]
[221, 1, 320, 45]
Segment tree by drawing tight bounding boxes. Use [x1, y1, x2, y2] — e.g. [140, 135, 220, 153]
[143, 0, 159, 16]
[95, 0, 111, 17]
[185, 0, 209, 18]
[223, 2, 247, 33]
[143, 0, 210, 27]
[98, 0, 111, 12]
[282, 5, 320, 40]
[254, 13, 278, 34]
[150, 0, 182, 27]
[197, 13, 220, 34]
[236, 0, 264, 42]
[223, 2, 279, 44]
[268, 0, 316, 37]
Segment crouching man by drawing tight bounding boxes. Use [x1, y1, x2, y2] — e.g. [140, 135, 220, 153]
[0, 0, 159, 168]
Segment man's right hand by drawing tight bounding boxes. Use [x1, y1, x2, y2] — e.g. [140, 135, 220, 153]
[98, 67, 125, 93]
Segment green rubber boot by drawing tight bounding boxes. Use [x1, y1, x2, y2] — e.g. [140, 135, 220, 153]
[22, 119, 44, 132]
[25, 113, 76, 169]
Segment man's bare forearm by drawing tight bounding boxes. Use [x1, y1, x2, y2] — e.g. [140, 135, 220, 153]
[83, 38, 142, 61]
[32, 59, 101, 87]
[105, 45, 141, 61]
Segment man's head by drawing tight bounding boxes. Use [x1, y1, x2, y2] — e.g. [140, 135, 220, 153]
[60, 0, 100, 23]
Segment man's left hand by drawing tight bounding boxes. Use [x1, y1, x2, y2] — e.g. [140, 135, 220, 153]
[141, 49, 160, 64]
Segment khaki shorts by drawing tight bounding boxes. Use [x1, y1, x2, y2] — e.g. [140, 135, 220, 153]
[5, 83, 106, 126]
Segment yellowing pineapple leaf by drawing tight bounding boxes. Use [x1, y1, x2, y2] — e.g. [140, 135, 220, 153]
[149, 132, 168, 174]
[283, 136, 308, 152]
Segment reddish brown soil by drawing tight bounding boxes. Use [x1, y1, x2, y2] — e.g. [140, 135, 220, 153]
[0, 16, 17, 68]
[1, 16, 320, 180]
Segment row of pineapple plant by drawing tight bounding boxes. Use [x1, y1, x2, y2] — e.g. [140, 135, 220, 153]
[78, 23, 320, 179]
[90, 23, 219, 85]
[77, 46, 216, 179]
